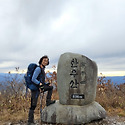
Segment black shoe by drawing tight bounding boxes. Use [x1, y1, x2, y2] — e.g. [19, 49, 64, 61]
[46, 100, 55, 106]
[28, 109, 34, 124]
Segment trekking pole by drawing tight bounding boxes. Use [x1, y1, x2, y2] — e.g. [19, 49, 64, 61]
[40, 91, 44, 119]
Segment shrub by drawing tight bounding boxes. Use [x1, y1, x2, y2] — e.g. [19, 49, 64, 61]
[0, 69, 125, 123]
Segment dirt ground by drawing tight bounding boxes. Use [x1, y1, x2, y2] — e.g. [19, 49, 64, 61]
[1, 115, 125, 125]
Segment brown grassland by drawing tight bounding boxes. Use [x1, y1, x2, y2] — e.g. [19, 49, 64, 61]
[0, 69, 125, 124]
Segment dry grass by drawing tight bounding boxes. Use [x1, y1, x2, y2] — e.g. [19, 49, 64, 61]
[96, 76, 125, 116]
[0, 90, 59, 123]
[0, 71, 125, 123]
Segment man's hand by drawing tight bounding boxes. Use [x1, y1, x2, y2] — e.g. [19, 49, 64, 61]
[39, 83, 44, 93]
[40, 83, 43, 86]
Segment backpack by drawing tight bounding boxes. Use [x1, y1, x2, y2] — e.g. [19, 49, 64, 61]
[24, 63, 39, 91]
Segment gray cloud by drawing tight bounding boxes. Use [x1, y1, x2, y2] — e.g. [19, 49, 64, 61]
[0, 0, 125, 75]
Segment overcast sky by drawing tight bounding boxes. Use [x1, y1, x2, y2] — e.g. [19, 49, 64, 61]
[0, 0, 125, 76]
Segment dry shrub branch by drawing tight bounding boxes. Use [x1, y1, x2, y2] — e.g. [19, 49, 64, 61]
[96, 74, 125, 116]
[0, 69, 125, 123]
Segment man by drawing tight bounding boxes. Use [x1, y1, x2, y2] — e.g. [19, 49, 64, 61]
[28, 55, 55, 124]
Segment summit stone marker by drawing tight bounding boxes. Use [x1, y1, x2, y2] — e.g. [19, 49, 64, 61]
[41, 52, 106, 124]
[57, 52, 97, 106]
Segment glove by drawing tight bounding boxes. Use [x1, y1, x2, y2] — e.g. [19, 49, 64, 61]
[39, 84, 44, 93]
[39, 84, 44, 90]
[45, 83, 50, 86]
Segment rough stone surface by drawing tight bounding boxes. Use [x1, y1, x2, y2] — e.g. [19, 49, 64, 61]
[57, 52, 98, 106]
[41, 100, 106, 124]
[41, 52, 106, 124]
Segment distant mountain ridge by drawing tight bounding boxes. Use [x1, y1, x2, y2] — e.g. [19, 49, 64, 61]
[102, 76, 125, 84]
[0, 73, 24, 84]
[0, 73, 125, 85]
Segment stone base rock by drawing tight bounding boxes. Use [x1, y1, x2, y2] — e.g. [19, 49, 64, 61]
[41, 100, 106, 124]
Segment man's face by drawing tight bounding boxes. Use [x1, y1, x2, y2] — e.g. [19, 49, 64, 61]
[42, 58, 48, 66]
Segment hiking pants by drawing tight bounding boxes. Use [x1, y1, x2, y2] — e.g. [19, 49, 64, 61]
[30, 85, 53, 110]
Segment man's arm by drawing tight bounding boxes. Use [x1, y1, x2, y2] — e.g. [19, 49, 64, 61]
[32, 67, 41, 85]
